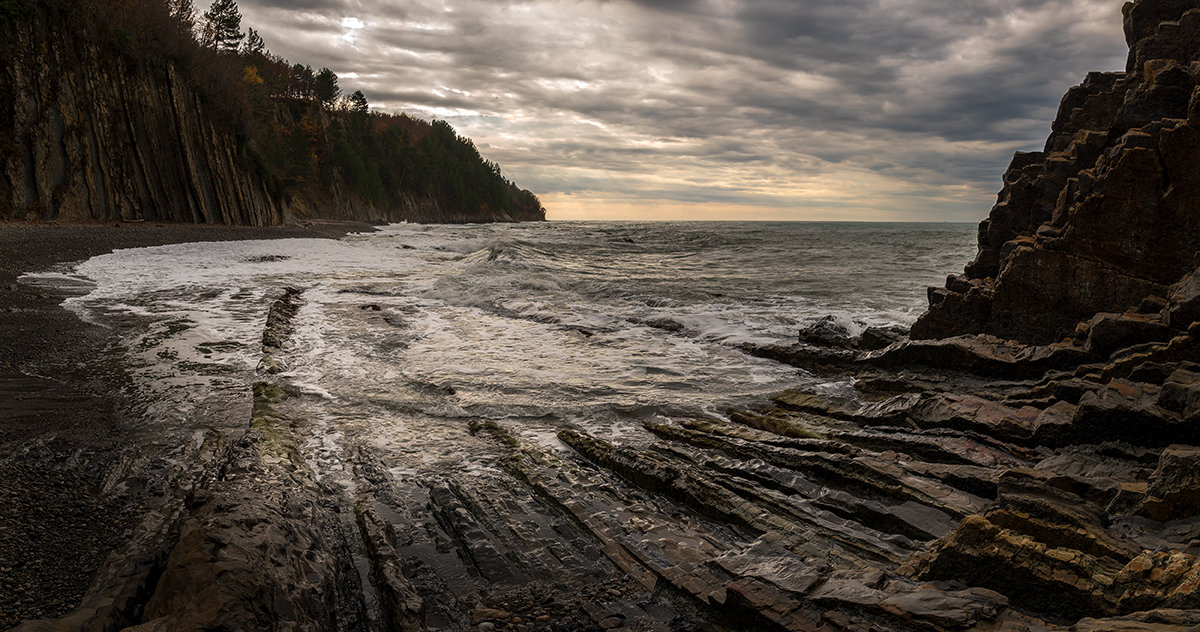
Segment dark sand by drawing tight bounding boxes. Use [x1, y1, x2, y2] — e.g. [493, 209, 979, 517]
[0, 220, 374, 626]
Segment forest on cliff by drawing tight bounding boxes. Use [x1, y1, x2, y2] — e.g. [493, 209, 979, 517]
[0, 0, 544, 223]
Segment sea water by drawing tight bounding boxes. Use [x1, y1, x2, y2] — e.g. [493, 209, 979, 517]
[23, 221, 976, 462]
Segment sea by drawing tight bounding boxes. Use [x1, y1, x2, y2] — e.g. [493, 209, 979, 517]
[25, 221, 976, 466]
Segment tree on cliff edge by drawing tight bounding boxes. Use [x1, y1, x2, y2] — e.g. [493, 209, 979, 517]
[242, 27, 265, 55]
[168, 0, 194, 27]
[315, 67, 340, 105]
[348, 90, 368, 114]
[202, 0, 243, 52]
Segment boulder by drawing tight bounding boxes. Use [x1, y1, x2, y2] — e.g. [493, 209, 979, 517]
[1031, 400, 1080, 446]
[1166, 266, 1200, 329]
[1136, 445, 1200, 521]
[857, 325, 906, 351]
[796, 315, 856, 346]
[1114, 550, 1200, 612]
[1157, 367, 1200, 418]
[1084, 312, 1173, 356]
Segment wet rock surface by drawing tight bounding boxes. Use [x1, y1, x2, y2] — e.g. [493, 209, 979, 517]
[0, 222, 373, 629]
[11, 273, 1200, 631]
[7, 0, 1200, 630]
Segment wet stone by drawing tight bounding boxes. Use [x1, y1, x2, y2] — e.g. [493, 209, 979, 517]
[473, 608, 513, 624]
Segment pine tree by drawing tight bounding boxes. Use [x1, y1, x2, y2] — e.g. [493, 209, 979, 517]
[290, 64, 315, 99]
[314, 67, 340, 105]
[348, 90, 368, 114]
[242, 27, 264, 55]
[167, 0, 194, 28]
[203, 0, 243, 52]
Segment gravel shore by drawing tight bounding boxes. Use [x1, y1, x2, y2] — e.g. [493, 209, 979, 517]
[0, 220, 374, 626]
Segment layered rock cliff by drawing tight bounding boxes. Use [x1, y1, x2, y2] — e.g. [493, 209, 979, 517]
[721, 1, 1200, 627]
[0, 8, 544, 225]
[912, 0, 1200, 344]
[8, 2, 1200, 631]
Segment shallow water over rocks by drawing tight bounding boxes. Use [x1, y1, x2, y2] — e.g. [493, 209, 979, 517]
[14, 221, 1200, 631]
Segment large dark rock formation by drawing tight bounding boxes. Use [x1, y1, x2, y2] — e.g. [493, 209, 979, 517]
[9, 1, 1200, 631]
[0, 10, 544, 225]
[911, 0, 1200, 344]
[1, 29, 284, 225]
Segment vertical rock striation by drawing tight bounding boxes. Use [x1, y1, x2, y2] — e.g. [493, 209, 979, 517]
[912, 0, 1200, 344]
[0, 15, 543, 225]
[0, 20, 286, 224]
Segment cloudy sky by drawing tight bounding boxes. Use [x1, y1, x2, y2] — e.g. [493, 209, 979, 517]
[203, 0, 1131, 221]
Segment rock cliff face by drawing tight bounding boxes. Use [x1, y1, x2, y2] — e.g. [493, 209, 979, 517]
[912, 0, 1200, 344]
[10, 2, 1200, 632]
[0, 16, 543, 225]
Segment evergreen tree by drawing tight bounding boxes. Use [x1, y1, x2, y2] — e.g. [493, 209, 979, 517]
[242, 27, 264, 55]
[167, 0, 194, 27]
[202, 0, 243, 52]
[348, 90, 368, 114]
[290, 64, 315, 98]
[314, 67, 339, 105]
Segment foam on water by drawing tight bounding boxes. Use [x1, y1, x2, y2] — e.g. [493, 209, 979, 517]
[20, 221, 976, 451]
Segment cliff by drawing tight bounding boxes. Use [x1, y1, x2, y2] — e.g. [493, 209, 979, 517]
[911, 0, 1200, 344]
[0, 4, 544, 225]
[11, 2, 1200, 631]
[724, 1, 1200, 627]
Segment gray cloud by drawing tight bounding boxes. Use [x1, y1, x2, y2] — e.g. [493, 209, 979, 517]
[200, 0, 1130, 220]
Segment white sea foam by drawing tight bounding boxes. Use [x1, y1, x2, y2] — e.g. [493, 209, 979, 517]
[20, 221, 975, 469]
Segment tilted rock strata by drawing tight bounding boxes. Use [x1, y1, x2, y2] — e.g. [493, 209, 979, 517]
[912, 0, 1200, 344]
[13, 286, 1200, 630]
[11, 1, 1200, 630]
[1, 29, 283, 225]
[890, 4, 1200, 617]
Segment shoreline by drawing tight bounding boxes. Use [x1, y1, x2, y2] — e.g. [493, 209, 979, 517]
[0, 219, 1197, 630]
[0, 220, 375, 625]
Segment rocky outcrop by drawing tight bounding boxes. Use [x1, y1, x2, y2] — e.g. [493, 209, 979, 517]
[0, 13, 543, 225]
[911, 0, 1200, 345]
[11, 1, 1200, 631]
[719, 2, 1200, 623]
[0, 24, 283, 225]
[724, 311, 1198, 629]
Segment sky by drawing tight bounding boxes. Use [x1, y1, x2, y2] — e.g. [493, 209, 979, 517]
[200, 0, 1131, 221]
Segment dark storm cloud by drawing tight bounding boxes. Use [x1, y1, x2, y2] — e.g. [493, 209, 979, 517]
[204, 0, 1130, 220]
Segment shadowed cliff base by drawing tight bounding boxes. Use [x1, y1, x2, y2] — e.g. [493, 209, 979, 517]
[4, 0, 1200, 631]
